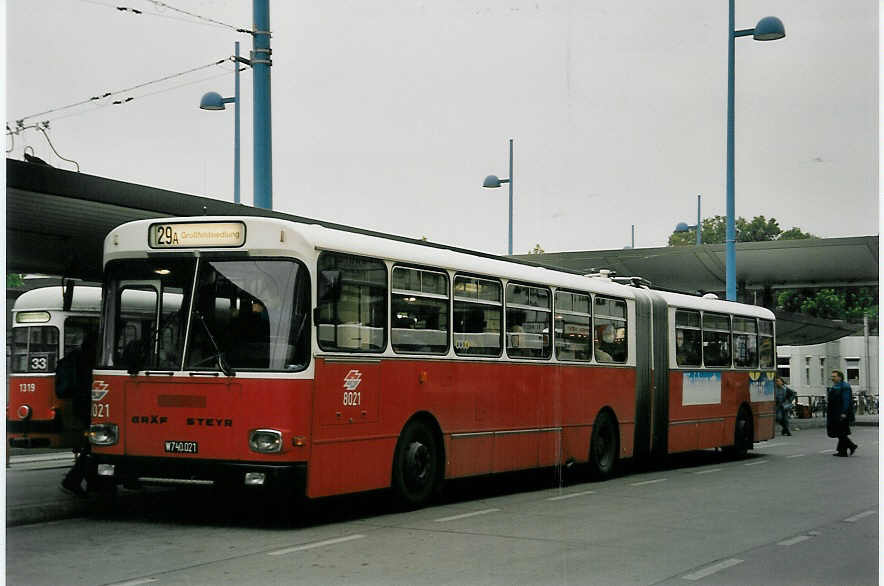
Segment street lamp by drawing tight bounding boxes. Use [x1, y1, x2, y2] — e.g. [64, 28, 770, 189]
[674, 194, 703, 245]
[200, 42, 250, 205]
[482, 138, 514, 255]
[726, 2, 785, 300]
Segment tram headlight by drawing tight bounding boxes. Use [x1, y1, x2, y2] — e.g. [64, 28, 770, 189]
[248, 429, 282, 453]
[89, 423, 119, 446]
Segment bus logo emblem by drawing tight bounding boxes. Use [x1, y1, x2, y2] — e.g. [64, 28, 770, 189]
[343, 370, 363, 391]
[92, 380, 109, 402]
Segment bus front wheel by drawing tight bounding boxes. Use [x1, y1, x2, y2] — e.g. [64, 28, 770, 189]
[392, 420, 440, 508]
[589, 410, 619, 480]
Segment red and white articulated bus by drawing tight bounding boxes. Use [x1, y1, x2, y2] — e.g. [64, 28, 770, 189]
[8, 286, 101, 449]
[88, 216, 776, 506]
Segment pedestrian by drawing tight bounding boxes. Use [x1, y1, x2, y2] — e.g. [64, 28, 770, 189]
[774, 377, 796, 436]
[56, 332, 97, 496]
[826, 370, 857, 457]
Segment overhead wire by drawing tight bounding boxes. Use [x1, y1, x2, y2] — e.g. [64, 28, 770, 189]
[76, 0, 249, 32]
[11, 59, 228, 125]
[141, 0, 252, 33]
[31, 63, 248, 126]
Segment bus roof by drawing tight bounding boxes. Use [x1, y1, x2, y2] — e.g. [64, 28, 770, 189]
[12, 286, 102, 313]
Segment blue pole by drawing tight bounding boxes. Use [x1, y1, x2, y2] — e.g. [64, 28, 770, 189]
[725, 0, 736, 300]
[508, 138, 513, 255]
[234, 41, 241, 205]
[252, 0, 272, 210]
[696, 194, 701, 245]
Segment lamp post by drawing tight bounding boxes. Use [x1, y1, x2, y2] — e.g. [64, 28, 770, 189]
[482, 138, 514, 255]
[726, 1, 785, 300]
[200, 41, 248, 204]
[674, 194, 703, 245]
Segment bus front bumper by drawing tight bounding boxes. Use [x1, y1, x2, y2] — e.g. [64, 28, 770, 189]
[88, 454, 307, 493]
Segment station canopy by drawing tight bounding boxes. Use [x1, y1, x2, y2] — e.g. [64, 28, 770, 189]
[6, 158, 878, 346]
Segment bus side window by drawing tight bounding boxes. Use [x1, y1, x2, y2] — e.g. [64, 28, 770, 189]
[758, 319, 775, 368]
[733, 316, 758, 368]
[554, 291, 591, 361]
[316, 252, 387, 353]
[453, 275, 502, 357]
[594, 296, 627, 363]
[675, 309, 702, 367]
[703, 312, 731, 367]
[506, 283, 551, 359]
[391, 266, 449, 355]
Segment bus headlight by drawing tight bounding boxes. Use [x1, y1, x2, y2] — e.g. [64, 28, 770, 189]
[89, 423, 119, 446]
[249, 429, 282, 453]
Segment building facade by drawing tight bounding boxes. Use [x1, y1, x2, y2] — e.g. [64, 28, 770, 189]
[777, 335, 879, 401]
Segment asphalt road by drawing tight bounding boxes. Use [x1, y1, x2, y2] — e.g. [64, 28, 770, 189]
[6, 425, 879, 586]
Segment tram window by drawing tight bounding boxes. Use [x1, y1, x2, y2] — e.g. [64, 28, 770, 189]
[732, 316, 758, 368]
[506, 284, 551, 359]
[594, 297, 627, 363]
[703, 313, 731, 367]
[759, 319, 775, 368]
[453, 275, 502, 357]
[675, 310, 702, 367]
[11, 326, 59, 373]
[555, 291, 591, 361]
[317, 252, 387, 352]
[391, 266, 449, 355]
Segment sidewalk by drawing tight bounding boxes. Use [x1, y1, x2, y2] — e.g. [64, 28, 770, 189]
[778, 413, 878, 434]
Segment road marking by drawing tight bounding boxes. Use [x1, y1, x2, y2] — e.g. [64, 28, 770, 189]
[435, 508, 500, 522]
[844, 510, 876, 523]
[267, 534, 366, 556]
[744, 459, 768, 466]
[630, 478, 667, 486]
[819, 449, 835, 454]
[778, 535, 812, 546]
[547, 490, 595, 501]
[786, 454, 806, 459]
[693, 468, 722, 475]
[682, 558, 743, 581]
[754, 442, 786, 449]
[107, 579, 158, 586]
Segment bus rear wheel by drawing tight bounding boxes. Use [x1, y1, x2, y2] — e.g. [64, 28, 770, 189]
[726, 407, 753, 458]
[589, 411, 618, 480]
[392, 420, 440, 508]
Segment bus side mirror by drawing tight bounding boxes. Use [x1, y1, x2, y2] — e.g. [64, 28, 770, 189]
[317, 270, 342, 303]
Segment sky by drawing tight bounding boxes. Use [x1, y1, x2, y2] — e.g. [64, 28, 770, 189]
[4, 0, 880, 256]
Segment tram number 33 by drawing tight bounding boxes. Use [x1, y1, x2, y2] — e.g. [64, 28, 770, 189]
[342, 391, 361, 406]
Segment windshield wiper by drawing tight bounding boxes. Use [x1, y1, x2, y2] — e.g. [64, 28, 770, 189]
[192, 310, 236, 377]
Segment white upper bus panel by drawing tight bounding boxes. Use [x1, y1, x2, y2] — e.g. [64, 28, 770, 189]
[104, 216, 774, 321]
[12, 286, 102, 314]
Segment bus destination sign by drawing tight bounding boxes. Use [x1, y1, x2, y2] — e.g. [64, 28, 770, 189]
[149, 222, 246, 249]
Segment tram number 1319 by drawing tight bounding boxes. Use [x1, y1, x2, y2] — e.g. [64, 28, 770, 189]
[343, 391, 361, 406]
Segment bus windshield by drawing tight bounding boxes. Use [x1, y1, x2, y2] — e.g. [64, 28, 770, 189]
[101, 257, 310, 372]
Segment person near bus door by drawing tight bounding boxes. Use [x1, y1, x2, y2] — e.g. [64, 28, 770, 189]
[56, 332, 97, 496]
[827, 370, 857, 457]
[774, 377, 796, 436]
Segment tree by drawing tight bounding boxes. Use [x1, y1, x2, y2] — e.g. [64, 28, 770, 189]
[668, 215, 816, 246]
[777, 287, 878, 321]
[7, 273, 24, 287]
